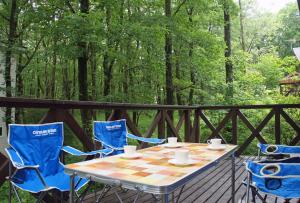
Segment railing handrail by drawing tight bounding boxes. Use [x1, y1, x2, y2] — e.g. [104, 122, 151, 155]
[0, 97, 299, 110]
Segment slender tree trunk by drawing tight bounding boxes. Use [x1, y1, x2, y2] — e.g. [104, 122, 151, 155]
[103, 4, 117, 119]
[78, 0, 92, 138]
[239, 0, 246, 51]
[90, 45, 97, 120]
[72, 59, 76, 99]
[103, 5, 112, 100]
[165, 0, 173, 137]
[63, 59, 71, 100]
[224, 0, 233, 99]
[15, 44, 23, 123]
[187, 8, 195, 105]
[50, 41, 57, 98]
[5, 0, 18, 126]
[165, 0, 173, 106]
[174, 48, 182, 105]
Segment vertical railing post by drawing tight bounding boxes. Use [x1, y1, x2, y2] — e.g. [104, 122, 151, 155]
[158, 110, 166, 139]
[231, 109, 237, 145]
[193, 109, 200, 143]
[274, 107, 281, 144]
[184, 110, 191, 142]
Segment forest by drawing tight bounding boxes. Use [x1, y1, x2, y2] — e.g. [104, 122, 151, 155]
[1, 0, 300, 147]
[1, 0, 300, 141]
[1, 0, 299, 116]
[0, 0, 300, 202]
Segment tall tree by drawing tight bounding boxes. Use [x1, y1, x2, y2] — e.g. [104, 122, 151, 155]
[238, 0, 246, 51]
[4, 0, 18, 125]
[187, 7, 196, 105]
[224, 0, 233, 98]
[78, 0, 92, 137]
[165, 0, 174, 106]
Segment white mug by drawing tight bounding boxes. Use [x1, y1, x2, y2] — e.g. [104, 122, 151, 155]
[207, 138, 222, 146]
[175, 150, 189, 163]
[168, 137, 178, 145]
[124, 145, 136, 155]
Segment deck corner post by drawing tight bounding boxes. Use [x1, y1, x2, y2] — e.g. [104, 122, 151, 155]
[184, 110, 191, 142]
[158, 110, 166, 139]
[274, 107, 281, 145]
[231, 109, 238, 145]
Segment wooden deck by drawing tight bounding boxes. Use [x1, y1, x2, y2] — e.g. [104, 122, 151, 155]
[82, 156, 300, 203]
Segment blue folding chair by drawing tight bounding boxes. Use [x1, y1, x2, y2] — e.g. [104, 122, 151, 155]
[5, 122, 106, 203]
[90, 119, 165, 202]
[257, 143, 300, 159]
[245, 157, 300, 202]
[93, 119, 165, 155]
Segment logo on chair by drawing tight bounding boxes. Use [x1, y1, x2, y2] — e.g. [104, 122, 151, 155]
[33, 129, 57, 136]
[106, 125, 121, 131]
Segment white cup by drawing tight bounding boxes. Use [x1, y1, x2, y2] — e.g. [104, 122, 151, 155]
[168, 137, 178, 145]
[124, 145, 137, 155]
[175, 150, 189, 163]
[207, 138, 222, 147]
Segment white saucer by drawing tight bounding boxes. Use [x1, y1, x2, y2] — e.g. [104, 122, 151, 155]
[120, 153, 142, 159]
[168, 159, 198, 166]
[207, 145, 226, 151]
[164, 143, 182, 148]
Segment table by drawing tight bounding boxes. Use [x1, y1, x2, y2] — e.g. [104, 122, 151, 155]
[65, 143, 238, 203]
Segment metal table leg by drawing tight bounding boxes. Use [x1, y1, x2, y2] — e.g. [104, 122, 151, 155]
[162, 194, 169, 203]
[231, 153, 235, 203]
[69, 173, 75, 203]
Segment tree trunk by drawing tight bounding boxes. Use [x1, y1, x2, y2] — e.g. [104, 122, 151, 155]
[15, 47, 23, 123]
[239, 0, 246, 51]
[78, 0, 92, 138]
[224, 0, 233, 99]
[4, 0, 18, 126]
[165, 0, 173, 106]
[174, 48, 183, 106]
[50, 41, 56, 99]
[103, 4, 117, 119]
[90, 45, 97, 120]
[103, 5, 112, 100]
[165, 0, 173, 137]
[187, 8, 195, 105]
[62, 59, 71, 100]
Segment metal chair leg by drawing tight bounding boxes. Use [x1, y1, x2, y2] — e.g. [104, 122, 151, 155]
[96, 185, 111, 203]
[12, 185, 22, 203]
[36, 192, 46, 203]
[8, 181, 12, 203]
[245, 172, 250, 203]
[251, 189, 256, 203]
[133, 190, 142, 203]
[176, 185, 185, 203]
[8, 161, 12, 203]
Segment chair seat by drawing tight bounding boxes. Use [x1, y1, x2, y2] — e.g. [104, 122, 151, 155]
[12, 170, 87, 193]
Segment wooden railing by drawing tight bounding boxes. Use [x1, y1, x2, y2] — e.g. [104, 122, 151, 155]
[0, 97, 299, 187]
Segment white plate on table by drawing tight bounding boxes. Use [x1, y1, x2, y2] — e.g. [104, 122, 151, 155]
[168, 159, 198, 166]
[120, 153, 142, 159]
[163, 143, 183, 148]
[207, 145, 226, 151]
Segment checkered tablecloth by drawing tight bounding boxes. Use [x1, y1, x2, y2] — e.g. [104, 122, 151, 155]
[66, 143, 236, 187]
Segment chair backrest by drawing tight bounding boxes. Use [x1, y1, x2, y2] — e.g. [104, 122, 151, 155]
[258, 143, 300, 155]
[8, 122, 64, 176]
[94, 120, 127, 150]
[246, 158, 300, 198]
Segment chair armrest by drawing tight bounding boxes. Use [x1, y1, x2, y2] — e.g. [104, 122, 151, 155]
[62, 146, 97, 156]
[62, 146, 113, 156]
[126, 133, 166, 144]
[5, 147, 40, 169]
